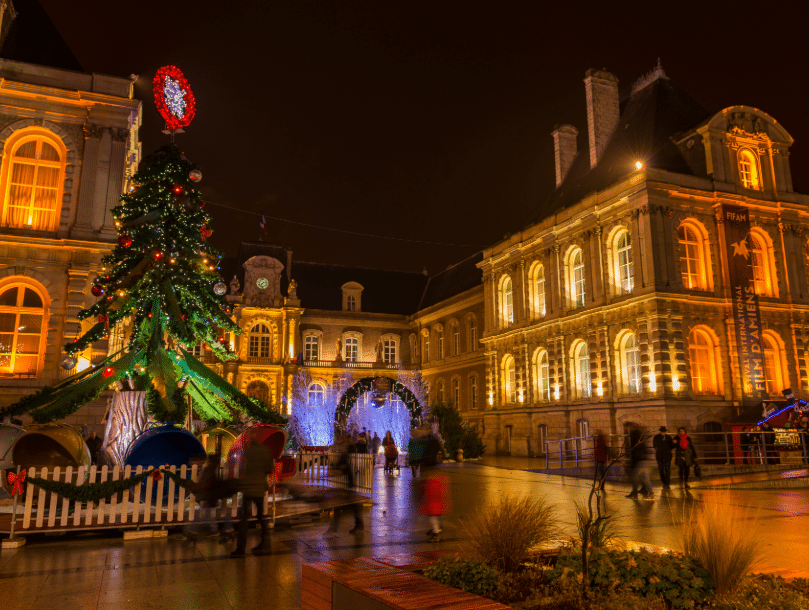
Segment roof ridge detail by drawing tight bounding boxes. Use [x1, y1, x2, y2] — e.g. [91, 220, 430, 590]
[630, 58, 668, 96]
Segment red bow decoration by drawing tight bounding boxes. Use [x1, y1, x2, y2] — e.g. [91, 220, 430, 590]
[151, 469, 162, 482]
[200, 226, 213, 241]
[7, 469, 26, 496]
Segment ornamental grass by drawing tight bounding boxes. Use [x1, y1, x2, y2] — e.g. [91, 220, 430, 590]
[681, 495, 763, 596]
[464, 494, 558, 573]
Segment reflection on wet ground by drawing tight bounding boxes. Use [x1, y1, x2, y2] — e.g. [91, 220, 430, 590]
[1, 459, 807, 609]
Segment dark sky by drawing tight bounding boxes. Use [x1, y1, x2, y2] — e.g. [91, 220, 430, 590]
[38, 1, 809, 274]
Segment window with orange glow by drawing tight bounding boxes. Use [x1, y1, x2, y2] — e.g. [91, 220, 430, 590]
[749, 230, 776, 297]
[688, 328, 718, 394]
[1, 135, 65, 231]
[762, 332, 784, 396]
[0, 285, 46, 376]
[533, 349, 550, 402]
[574, 341, 591, 399]
[620, 332, 641, 395]
[738, 149, 760, 189]
[248, 323, 271, 358]
[529, 262, 546, 318]
[615, 230, 634, 294]
[678, 223, 709, 290]
[503, 354, 516, 403]
[500, 275, 514, 327]
[569, 248, 586, 308]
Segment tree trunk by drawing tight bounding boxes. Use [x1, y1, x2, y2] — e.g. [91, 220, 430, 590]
[102, 391, 151, 466]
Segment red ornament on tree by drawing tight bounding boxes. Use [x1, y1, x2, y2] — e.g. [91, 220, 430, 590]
[153, 65, 196, 132]
[173, 185, 184, 195]
[102, 366, 115, 378]
[118, 235, 132, 247]
[203, 343, 211, 351]
[217, 336, 227, 344]
[91, 285, 104, 297]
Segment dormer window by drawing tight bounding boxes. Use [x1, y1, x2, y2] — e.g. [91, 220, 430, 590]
[738, 149, 761, 189]
[341, 282, 364, 312]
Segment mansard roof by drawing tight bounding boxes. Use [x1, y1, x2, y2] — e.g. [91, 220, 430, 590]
[525, 76, 711, 227]
[418, 251, 483, 310]
[1, 0, 83, 72]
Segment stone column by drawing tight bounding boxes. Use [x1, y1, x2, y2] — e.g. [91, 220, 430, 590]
[99, 127, 129, 237]
[72, 123, 104, 237]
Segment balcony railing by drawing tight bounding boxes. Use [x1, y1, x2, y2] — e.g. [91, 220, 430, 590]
[302, 359, 417, 370]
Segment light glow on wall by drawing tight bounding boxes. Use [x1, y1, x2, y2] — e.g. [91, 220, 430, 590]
[596, 380, 603, 397]
[672, 375, 681, 392]
[648, 374, 657, 393]
[553, 383, 560, 401]
[635, 161, 643, 170]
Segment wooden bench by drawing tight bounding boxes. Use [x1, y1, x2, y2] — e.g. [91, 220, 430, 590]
[302, 552, 510, 610]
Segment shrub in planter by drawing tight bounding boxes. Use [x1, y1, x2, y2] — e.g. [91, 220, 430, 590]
[547, 548, 713, 609]
[423, 556, 499, 597]
[492, 566, 548, 605]
[465, 494, 558, 573]
[711, 575, 809, 610]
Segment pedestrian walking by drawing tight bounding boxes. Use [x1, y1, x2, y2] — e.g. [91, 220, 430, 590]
[372, 432, 381, 458]
[593, 431, 609, 490]
[356, 428, 368, 454]
[231, 428, 275, 557]
[326, 436, 364, 534]
[653, 426, 674, 489]
[673, 427, 698, 489]
[420, 428, 448, 541]
[408, 427, 428, 476]
[626, 428, 654, 500]
[184, 452, 234, 542]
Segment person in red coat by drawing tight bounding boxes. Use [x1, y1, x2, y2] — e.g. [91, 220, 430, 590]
[419, 429, 449, 541]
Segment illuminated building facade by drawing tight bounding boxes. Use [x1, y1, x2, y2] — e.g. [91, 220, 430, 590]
[0, 2, 141, 429]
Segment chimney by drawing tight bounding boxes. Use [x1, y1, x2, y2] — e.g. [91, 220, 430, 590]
[551, 124, 578, 187]
[584, 69, 619, 168]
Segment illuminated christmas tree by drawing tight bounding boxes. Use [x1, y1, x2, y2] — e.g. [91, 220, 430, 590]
[0, 67, 273, 463]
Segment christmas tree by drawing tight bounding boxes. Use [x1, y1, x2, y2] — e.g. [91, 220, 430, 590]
[0, 144, 267, 428]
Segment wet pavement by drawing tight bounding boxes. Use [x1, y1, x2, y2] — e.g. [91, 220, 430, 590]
[1, 460, 808, 609]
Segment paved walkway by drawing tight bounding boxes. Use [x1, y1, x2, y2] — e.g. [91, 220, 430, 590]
[2, 461, 807, 609]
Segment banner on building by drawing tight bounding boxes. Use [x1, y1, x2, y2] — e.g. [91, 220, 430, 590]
[721, 204, 765, 404]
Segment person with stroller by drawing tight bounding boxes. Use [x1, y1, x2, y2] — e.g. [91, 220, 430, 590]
[382, 430, 399, 474]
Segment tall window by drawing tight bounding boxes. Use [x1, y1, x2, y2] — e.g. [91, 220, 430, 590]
[570, 248, 586, 308]
[437, 380, 445, 404]
[383, 339, 397, 363]
[1, 135, 64, 232]
[529, 262, 546, 318]
[469, 317, 477, 351]
[453, 378, 460, 408]
[574, 341, 591, 399]
[424, 336, 430, 362]
[453, 324, 460, 356]
[503, 355, 516, 403]
[438, 331, 444, 359]
[500, 276, 514, 327]
[307, 382, 325, 405]
[620, 332, 641, 395]
[738, 149, 761, 189]
[762, 332, 785, 397]
[304, 335, 319, 361]
[678, 222, 709, 290]
[688, 328, 718, 394]
[749, 230, 776, 297]
[0, 285, 45, 376]
[470, 375, 478, 409]
[535, 349, 550, 402]
[344, 337, 358, 362]
[346, 295, 357, 311]
[615, 230, 634, 294]
[248, 323, 271, 358]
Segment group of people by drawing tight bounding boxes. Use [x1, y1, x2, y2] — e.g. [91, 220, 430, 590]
[739, 422, 784, 464]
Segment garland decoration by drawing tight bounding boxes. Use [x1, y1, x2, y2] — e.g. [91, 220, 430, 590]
[336, 376, 423, 427]
[25, 467, 202, 503]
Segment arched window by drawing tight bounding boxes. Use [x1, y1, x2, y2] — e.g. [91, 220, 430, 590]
[678, 222, 710, 291]
[452, 322, 460, 356]
[500, 275, 514, 327]
[614, 230, 634, 294]
[248, 323, 271, 358]
[470, 375, 478, 409]
[344, 336, 359, 362]
[307, 382, 325, 405]
[529, 262, 546, 318]
[453, 378, 460, 408]
[246, 380, 270, 404]
[534, 349, 550, 402]
[437, 379, 445, 404]
[468, 316, 477, 351]
[762, 331, 785, 397]
[0, 285, 46, 376]
[503, 355, 516, 403]
[688, 327, 719, 395]
[423, 334, 430, 362]
[738, 149, 761, 189]
[437, 329, 444, 359]
[346, 295, 356, 311]
[574, 341, 591, 399]
[569, 248, 586, 308]
[749, 229, 777, 297]
[383, 338, 397, 363]
[1, 132, 65, 232]
[619, 332, 642, 395]
[304, 335, 319, 361]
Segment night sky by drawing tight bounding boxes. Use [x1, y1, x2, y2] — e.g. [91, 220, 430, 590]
[38, 2, 809, 274]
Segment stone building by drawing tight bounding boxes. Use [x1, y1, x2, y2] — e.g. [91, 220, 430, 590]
[0, 0, 141, 430]
[477, 64, 809, 455]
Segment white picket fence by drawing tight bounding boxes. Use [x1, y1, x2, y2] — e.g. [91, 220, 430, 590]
[4, 452, 375, 534]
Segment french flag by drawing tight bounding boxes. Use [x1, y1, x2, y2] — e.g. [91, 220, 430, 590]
[259, 213, 267, 235]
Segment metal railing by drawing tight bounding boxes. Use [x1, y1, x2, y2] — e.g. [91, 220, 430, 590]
[544, 431, 809, 470]
[302, 360, 416, 370]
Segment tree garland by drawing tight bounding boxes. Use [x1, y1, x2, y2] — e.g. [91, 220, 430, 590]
[27, 467, 201, 503]
[336, 376, 423, 427]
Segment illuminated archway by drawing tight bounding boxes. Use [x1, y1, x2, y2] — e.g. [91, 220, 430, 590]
[335, 376, 423, 428]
